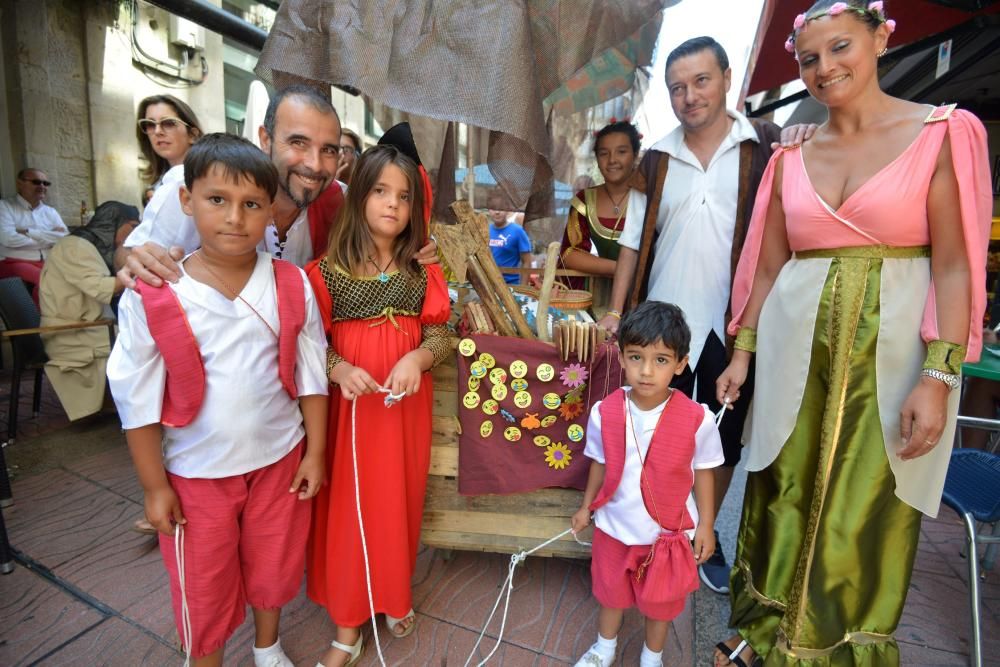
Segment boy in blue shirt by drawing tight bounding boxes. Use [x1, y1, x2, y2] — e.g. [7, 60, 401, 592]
[485, 191, 531, 285]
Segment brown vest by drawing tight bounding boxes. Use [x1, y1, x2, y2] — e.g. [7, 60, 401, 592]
[627, 118, 781, 355]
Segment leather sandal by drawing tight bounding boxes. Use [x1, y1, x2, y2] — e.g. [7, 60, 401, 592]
[316, 636, 364, 667]
[715, 639, 755, 667]
[386, 609, 416, 638]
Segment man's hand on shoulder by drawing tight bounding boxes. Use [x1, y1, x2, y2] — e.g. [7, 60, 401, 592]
[117, 242, 185, 289]
[772, 123, 818, 151]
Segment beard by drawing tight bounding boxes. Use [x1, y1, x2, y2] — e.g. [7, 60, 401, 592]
[280, 168, 330, 208]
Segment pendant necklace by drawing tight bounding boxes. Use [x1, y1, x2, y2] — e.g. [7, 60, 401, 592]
[368, 255, 393, 283]
[604, 184, 628, 216]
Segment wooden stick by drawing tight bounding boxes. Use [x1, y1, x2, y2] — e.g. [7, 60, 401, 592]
[467, 255, 516, 337]
[535, 241, 561, 342]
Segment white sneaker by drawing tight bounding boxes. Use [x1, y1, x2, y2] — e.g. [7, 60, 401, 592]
[573, 643, 615, 667]
[253, 643, 294, 667]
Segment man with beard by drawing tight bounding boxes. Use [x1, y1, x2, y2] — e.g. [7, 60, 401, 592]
[117, 85, 435, 285]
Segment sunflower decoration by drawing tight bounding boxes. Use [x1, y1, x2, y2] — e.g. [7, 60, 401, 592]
[560, 363, 588, 389]
[559, 401, 584, 421]
[544, 442, 573, 470]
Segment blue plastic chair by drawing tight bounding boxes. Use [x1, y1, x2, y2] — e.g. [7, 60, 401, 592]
[941, 449, 1000, 667]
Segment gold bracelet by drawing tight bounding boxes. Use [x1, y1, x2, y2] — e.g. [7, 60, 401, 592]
[923, 339, 966, 375]
[734, 327, 757, 353]
[606, 310, 622, 320]
[326, 348, 346, 382]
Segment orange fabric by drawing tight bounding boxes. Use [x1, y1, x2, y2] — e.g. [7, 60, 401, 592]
[305, 262, 450, 625]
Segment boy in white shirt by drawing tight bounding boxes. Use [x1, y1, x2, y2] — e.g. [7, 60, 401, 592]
[108, 134, 329, 667]
[571, 301, 723, 667]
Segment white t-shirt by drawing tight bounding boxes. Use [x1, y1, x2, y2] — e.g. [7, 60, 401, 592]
[0, 195, 68, 260]
[583, 390, 724, 544]
[619, 111, 760, 369]
[127, 168, 347, 268]
[107, 252, 329, 478]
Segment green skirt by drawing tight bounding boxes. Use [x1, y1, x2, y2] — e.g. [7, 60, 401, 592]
[730, 255, 922, 666]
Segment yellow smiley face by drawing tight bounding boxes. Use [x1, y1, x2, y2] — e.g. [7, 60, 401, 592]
[468, 376, 481, 392]
[503, 426, 522, 442]
[567, 424, 584, 442]
[479, 352, 496, 369]
[470, 361, 487, 378]
[482, 399, 499, 415]
[542, 393, 561, 409]
[491, 383, 508, 401]
[458, 338, 477, 357]
[533, 435, 551, 447]
[511, 378, 529, 392]
[510, 360, 528, 379]
[480, 421, 494, 438]
[536, 363, 555, 382]
[489, 368, 508, 385]
[463, 391, 481, 409]
[541, 415, 558, 428]
[513, 391, 532, 408]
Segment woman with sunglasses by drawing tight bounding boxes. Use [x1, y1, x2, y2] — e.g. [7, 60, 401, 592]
[119, 95, 204, 269]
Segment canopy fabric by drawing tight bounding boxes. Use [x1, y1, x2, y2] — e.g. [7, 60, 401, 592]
[255, 0, 669, 215]
[748, 0, 1000, 96]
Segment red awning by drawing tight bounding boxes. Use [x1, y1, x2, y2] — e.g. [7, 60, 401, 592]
[748, 0, 1000, 95]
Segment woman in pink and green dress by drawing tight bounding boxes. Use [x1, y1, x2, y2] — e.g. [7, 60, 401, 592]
[713, 1, 992, 665]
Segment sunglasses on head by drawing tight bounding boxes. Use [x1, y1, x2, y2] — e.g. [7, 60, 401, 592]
[138, 117, 190, 134]
[19, 177, 51, 187]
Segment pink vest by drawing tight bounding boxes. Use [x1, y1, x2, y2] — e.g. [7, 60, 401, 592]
[590, 387, 703, 532]
[136, 258, 305, 428]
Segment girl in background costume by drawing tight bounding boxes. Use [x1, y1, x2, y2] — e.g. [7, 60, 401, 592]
[560, 120, 645, 286]
[307, 136, 452, 667]
[714, 2, 991, 665]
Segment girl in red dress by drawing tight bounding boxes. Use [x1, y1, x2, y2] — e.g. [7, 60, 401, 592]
[306, 143, 452, 667]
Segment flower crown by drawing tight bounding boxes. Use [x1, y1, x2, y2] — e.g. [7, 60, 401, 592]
[785, 1, 896, 56]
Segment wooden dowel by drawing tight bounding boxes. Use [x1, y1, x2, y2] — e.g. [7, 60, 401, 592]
[535, 242, 561, 342]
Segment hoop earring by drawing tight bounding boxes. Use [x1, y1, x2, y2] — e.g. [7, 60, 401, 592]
[878, 47, 888, 58]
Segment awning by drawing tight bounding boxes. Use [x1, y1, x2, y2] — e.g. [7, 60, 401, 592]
[748, 0, 1000, 96]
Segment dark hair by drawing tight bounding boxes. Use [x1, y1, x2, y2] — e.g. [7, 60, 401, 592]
[183, 133, 279, 201]
[327, 145, 426, 280]
[136, 94, 203, 185]
[806, 0, 885, 31]
[665, 36, 730, 77]
[618, 301, 691, 360]
[262, 84, 340, 140]
[593, 121, 641, 156]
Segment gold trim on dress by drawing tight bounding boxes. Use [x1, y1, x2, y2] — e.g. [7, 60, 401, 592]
[775, 628, 895, 659]
[794, 245, 930, 260]
[736, 558, 787, 610]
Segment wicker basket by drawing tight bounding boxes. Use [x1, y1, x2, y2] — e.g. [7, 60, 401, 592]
[511, 283, 592, 311]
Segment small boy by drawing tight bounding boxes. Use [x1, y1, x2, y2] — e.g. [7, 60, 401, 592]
[571, 301, 723, 667]
[108, 134, 329, 667]
[485, 190, 531, 285]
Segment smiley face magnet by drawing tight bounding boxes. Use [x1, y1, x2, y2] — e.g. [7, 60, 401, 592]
[468, 376, 481, 392]
[513, 391, 532, 409]
[503, 426, 522, 442]
[480, 421, 494, 438]
[511, 378, 529, 392]
[482, 399, 499, 415]
[470, 361, 487, 379]
[458, 338, 477, 357]
[533, 434, 551, 447]
[489, 367, 508, 386]
[478, 352, 496, 369]
[542, 392, 561, 410]
[536, 363, 555, 382]
[463, 391, 481, 409]
[509, 360, 528, 379]
[540, 414, 558, 428]
[491, 383, 508, 402]
[567, 423, 584, 442]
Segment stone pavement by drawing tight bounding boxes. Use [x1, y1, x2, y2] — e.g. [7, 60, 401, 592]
[0, 375, 997, 666]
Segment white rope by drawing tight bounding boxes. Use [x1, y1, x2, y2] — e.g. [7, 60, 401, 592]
[714, 397, 731, 427]
[463, 529, 592, 667]
[350, 397, 388, 667]
[175, 524, 192, 667]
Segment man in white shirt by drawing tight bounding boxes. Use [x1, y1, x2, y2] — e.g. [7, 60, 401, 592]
[0, 168, 69, 302]
[598, 37, 780, 595]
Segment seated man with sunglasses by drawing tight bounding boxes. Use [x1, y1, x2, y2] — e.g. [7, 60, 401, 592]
[0, 167, 69, 303]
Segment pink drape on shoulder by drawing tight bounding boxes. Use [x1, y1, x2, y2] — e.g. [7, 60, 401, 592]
[728, 109, 992, 361]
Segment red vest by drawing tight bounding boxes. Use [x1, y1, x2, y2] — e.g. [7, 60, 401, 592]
[306, 180, 344, 260]
[135, 258, 305, 428]
[590, 388, 703, 533]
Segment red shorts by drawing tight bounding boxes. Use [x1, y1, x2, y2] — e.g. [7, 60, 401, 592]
[590, 527, 688, 622]
[159, 443, 310, 658]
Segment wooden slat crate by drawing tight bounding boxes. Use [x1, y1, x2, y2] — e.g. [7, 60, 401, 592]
[423, 355, 593, 559]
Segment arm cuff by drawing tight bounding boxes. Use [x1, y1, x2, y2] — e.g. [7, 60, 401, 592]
[923, 340, 966, 375]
